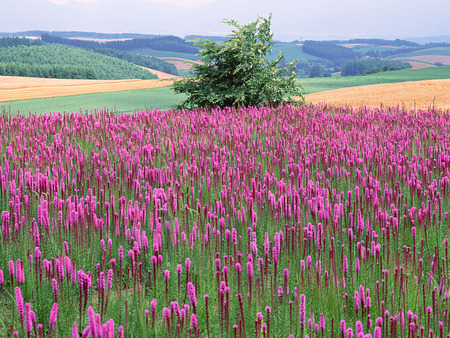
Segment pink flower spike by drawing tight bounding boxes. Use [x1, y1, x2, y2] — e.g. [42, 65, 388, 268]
[81, 325, 91, 338]
[48, 302, 59, 336]
[72, 322, 79, 338]
[9, 260, 15, 276]
[25, 303, 32, 333]
[15, 286, 24, 317]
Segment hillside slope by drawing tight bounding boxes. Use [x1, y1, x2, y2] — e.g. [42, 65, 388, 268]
[0, 45, 158, 80]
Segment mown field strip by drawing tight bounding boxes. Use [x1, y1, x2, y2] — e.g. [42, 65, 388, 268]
[0, 77, 175, 102]
[0, 76, 130, 90]
[303, 79, 450, 110]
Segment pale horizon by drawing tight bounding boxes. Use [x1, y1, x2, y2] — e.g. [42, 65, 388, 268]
[1, 0, 450, 42]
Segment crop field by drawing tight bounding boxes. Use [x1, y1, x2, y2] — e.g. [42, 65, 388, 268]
[1, 87, 183, 114]
[1, 104, 450, 337]
[3, 67, 450, 115]
[387, 48, 450, 68]
[388, 47, 450, 58]
[0, 77, 175, 102]
[303, 79, 450, 110]
[301, 67, 450, 94]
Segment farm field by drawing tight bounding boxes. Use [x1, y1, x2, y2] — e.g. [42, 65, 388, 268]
[0, 77, 175, 102]
[300, 67, 450, 94]
[1, 87, 183, 114]
[0, 76, 126, 89]
[3, 66, 450, 114]
[388, 47, 450, 68]
[1, 104, 450, 337]
[303, 79, 450, 110]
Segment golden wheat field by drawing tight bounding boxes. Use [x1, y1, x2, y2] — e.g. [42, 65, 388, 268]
[303, 79, 450, 110]
[0, 76, 175, 102]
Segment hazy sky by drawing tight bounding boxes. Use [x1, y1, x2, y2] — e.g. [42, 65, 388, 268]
[2, 0, 450, 40]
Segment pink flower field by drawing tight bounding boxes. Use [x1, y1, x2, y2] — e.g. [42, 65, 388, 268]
[1, 104, 450, 337]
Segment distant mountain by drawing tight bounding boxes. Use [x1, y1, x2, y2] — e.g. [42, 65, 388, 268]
[406, 36, 450, 44]
[185, 35, 228, 42]
[0, 31, 162, 39]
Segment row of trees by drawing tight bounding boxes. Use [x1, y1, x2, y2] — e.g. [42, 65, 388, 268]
[40, 31, 158, 39]
[0, 37, 42, 48]
[301, 40, 357, 65]
[295, 61, 333, 78]
[92, 48, 178, 75]
[364, 47, 424, 58]
[0, 62, 97, 79]
[341, 59, 411, 76]
[0, 45, 158, 80]
[335, 38, 419, 47]
[41, 34, 198, 53]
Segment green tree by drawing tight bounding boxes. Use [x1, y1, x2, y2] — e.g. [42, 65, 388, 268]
[172, 15, 303, 108]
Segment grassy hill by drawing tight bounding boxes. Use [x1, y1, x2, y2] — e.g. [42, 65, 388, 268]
[0, 44, 158, 80]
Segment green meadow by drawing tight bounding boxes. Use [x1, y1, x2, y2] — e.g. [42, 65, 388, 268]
[1, 87, 185, 115]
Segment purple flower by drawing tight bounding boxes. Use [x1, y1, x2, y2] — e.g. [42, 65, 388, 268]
[25, 303, 32, 333]
[299, 294, 306, 326]
[15, 286, 24, 317]
[88, 306, 96, 337]
[320, 313, 325, 331]
[9, 260, 15, 277]
[185, 258, 191, 272]
[187, 282, 197, 308]
[72, 322, 79, 338]
[374, 326, 382, 338]
[190, 313, 198, 329]
[81, 326, 91, 338]
[48, 302, 59, 335]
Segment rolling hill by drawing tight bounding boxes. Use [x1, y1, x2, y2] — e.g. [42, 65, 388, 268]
[0, 44, 158, 80]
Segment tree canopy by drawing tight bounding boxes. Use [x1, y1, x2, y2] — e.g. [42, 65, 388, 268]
[172, 15, 303, 108]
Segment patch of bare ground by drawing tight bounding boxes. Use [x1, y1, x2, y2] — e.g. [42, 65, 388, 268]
[402, 61, 436, 69]
[342, 43, 365, 48]
[298, 79, 450, 111]
[394, 55, 450, 66]
[138, 66, 180, 79]
[0, 76, 175, 102]
[159, 57, 203, 70]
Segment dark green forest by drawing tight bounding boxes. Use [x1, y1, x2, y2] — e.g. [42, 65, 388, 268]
[0, 62, 97, 79]
[92, 48, 177, 75]
[41, 34, 198, 53]
[0, 44, 158, 80]
[0, 37, 42, 48]
[302, 40, 357, 64]
[335, 38, 419, 47]
[341, 59, 412, 76]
